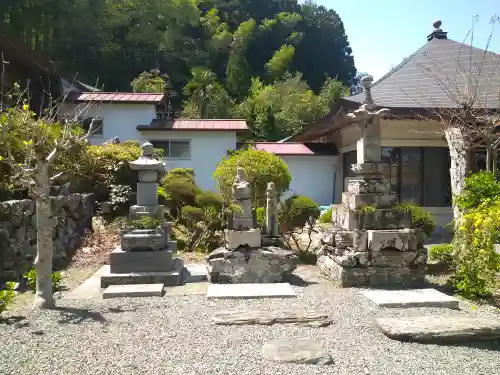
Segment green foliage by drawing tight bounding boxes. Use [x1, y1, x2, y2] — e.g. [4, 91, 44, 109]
[181, 205, 205, 223]
[130, 69, 166, 93]
[162, 168, 201, 217]
[128, 217, 163, 229]
[454, 171, 500, 211]
[394, 201, 436, 239]
[196, 191, 223, 210]
[429, 244, 454, 263]
[319, 206, 332, 223]
[0, 2, 356, 141]
[451, 204, 500, 298]
[213, 148, 292, 206]
[0, 282, 16, 315]
[256, 206, 266, 227]
[279, 195, 320, 232]
[358, 204, 376, 213]
[25, 268, 63, 291]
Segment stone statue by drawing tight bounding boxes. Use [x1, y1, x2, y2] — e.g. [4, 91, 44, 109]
[231, 167, 253, 230]
[265, 182, 278, 237]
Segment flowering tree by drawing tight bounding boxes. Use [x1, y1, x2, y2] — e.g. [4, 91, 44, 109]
[0, 99, 95, 309]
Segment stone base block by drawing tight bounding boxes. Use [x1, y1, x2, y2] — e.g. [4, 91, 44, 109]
[129, 205, 164, 220]
[332, 205, 412, 230]
[342, 191, 397, 210]
[261, 236, 284, 247]
[109, 247, 174, 273]
[207, 246, 298, 284]
[101, 258, 184, 288]
[233, 218, 254, 231]
[225, 229, 261, 249]
[317, 255, 425, 288]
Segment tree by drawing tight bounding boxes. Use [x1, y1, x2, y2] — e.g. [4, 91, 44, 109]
[130, 69, 166, 93]
[417, 17, 500, 226]
[265, 44, 295, 79]
[0, 98, 94, 309]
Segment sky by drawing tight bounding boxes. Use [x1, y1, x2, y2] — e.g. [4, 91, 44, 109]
[316, 0, 500, 80]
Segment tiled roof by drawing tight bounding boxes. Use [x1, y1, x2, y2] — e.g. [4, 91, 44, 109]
[254, 142, 315, 155]
[73, 92, 165, 104]
[346, 37, 500, 109]
[137, 119, 248, 131]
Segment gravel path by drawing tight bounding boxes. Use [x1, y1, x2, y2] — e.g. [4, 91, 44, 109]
[1, 269, 499, 375]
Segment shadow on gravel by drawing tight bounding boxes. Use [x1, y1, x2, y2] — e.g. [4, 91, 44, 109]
[428, 340, 500, 352]
[54, 306, 107, 325]
[286, 274, 318, 287]
[0, 315, 29, 328]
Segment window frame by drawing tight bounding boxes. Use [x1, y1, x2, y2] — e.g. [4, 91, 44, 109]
[151, 139, 191, 159]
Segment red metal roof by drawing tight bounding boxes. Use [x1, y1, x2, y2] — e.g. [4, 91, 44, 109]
[254, 142, 315, 155]
[74, 92, 165, 104]
[172, 119, 248, 131]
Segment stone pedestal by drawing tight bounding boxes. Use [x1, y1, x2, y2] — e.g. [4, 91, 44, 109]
[317, 76, 427, 288]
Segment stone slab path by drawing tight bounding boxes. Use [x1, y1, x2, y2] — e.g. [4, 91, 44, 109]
[212, 309, 331, 326]
[360, 288, 460, 309]
[102, 284, 164, 299]
[262, 339, 333, 365]
[376, 315, 500, 343]
[206, 283, 296, 299]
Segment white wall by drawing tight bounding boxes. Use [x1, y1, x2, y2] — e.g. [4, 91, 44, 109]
[142, 130, 237, 192]
[60, 102, 156, 145]
[279, 155, 338, 206]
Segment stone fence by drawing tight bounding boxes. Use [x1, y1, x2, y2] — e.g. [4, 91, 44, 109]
[0, 194, 94, 280]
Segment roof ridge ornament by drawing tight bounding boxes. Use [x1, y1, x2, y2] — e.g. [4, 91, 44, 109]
[427, 20, 448, 41]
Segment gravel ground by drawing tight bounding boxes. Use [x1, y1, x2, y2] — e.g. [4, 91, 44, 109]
[1, 268, 500, 375]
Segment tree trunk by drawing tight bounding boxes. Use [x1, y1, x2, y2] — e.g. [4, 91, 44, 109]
[444, 127, 468, 228]
[33, 163, 55, 309]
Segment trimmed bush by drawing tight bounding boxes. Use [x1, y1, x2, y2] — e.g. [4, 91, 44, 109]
[213, 148, 292, 206]
[455, 171, 500, 211]
[162, 168, 201, 218]
[280, 195, 321, 232]
[429, 244, 453, 263]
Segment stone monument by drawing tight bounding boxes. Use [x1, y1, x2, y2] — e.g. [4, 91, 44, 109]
[317, 76, 427, 287]
[206, 170, 297, 283]
[261, 182, 283, 247]
[101, 142, 183, 288]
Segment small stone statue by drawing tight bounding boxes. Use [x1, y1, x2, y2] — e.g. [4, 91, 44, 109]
[265, 182, 278, 237]
[231, 167, 253, 230]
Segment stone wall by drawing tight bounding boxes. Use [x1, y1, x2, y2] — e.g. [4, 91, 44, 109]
[0, 194, 94, 280]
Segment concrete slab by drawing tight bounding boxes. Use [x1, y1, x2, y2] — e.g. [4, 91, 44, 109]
[103, 284, 164, 299]
[207, 283, 296, 299]
[166, 282, 209, 296]
[360, 288, 459, 309]
[184, 263, 208, 283]
[62, 265, 108, 300]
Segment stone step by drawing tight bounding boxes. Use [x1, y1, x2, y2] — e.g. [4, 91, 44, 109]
[183, 264, 208, 283]
[360, 288, 459, 309]
[376, 315, 500, 343]
[100, 270, 183, 288]
[102, 284, 165, 299]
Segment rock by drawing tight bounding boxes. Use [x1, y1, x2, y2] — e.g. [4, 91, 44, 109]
[376, 315, 500, 343]
[207, 246, 298, 283]
[213, 309, 330, 325]
[262, 339, 333, 365]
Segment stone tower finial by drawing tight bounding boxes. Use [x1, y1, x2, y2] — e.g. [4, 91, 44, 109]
[360, 75, 374, 105]
[427, 20, 447, 41]
[141, 142, 154, 157]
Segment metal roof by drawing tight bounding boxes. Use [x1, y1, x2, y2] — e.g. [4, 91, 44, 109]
[73, 92, 165, 104]
[137, 119, 248, 131]
[254, 142, 315, 155]
[346, 37, 500, 109]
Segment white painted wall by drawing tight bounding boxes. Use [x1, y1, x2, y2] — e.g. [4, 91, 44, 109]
[142, 130, 237, 192]
[60, 102, 156, 145]
[279, 155, 338, 206]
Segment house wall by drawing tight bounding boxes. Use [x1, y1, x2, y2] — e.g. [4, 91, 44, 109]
[141, 130, 237, 191]
[279, 155, 338, 206]
[60, 102, 156, 144]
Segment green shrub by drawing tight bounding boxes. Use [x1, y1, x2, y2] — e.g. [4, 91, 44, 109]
[213, 148, 292, 206]
[181, 205, 205, 223]
[25, 269, 63, 291]
[455, 171, 500, 211]
[319, 206, 332, 223]
[196, 191, 223, 210]
[128, 217, 163, 229]
[429, 244, 454, 263]
[280, 195, 321, 232]
[451, 203, 500, 298]
[0, 282, 16, 314]
[394, 201, 436, 238]
[256, 207, 266, 228]
[162, 168, 201, 218]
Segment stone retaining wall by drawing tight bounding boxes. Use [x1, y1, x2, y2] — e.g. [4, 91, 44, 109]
[0, 194, 94, 280]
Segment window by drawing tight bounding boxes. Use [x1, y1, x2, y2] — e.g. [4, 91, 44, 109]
[79, 117, 103, 136]
[151, 140, 191, 158]
[342, 147, 451, 207]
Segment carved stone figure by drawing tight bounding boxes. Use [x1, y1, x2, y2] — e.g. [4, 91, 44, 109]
[265, 182, 278, 237]
[231, 167, 253, 230]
